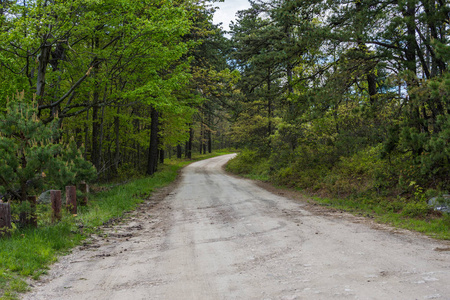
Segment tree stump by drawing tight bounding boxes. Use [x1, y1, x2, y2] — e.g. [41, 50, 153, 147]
[66, 186, 77, 215]
[51, 190, 62, 222]
[79, 182, 89, 206]
[0, 203, 12, 238]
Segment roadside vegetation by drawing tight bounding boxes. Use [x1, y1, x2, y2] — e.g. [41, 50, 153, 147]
[0, 151, 231, 300]
[225, 0, 449, 240]
[227, 150, 450, 240]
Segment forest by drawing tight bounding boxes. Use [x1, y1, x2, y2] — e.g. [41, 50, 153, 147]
[1, 0, 449, 219]
[0, 0, 449, 297]
[0, 0, 237, 202]
[226, 0, 450, 211]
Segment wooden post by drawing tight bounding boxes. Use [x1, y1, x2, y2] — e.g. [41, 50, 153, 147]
[51, 190, 62, 222]
[28, 195, 38, 227]
[79, 182, 89, 206]
[66, 186, 77, 215]
[0, 203, 12, 238]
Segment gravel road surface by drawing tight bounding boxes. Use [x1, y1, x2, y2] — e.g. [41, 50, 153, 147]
[23, 154, 450, 300]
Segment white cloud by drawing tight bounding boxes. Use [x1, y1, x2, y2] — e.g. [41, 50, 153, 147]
[211, 0, 251, 32]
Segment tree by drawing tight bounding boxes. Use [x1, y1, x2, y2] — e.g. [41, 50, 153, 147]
[0, 91, 96, 203]
[227, 0, 449, 194]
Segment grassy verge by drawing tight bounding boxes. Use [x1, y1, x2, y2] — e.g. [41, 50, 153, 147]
[0, 151, 232, 300]
[309, 195, 450, 240]
[226, 153, 450, 241]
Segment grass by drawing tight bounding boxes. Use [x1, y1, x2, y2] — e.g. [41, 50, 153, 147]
[309, 195, 450, 240]
[239, 174, 270, 181]
[0, 150, 233, 300]
[226, 152, 450, 241]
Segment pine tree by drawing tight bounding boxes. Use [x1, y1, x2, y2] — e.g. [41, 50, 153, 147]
[0, 91, 96, 203]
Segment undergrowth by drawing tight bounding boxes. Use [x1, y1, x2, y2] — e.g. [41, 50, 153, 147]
[227, 149, 450, 240]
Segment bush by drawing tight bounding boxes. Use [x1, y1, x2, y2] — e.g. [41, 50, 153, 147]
[401, 201, 430, 218]
[226, 149, 266, 174]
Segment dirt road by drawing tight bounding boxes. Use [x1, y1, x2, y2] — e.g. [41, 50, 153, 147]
[23, 154, 450, 300]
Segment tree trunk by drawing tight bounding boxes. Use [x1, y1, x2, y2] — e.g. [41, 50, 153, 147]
[146, 107, 159, 175]
[208, 130, 212, 154]
[114, 106, 120, 173]
[158, 112, 164, 164]
[84, 107, 90, 158]
[177, 144, 182, 159]
[199, 120, 204, 153]
[208, 112, 212, 153]
[159, 149, 164, 164]
[91, 37, 101, 170]
[355, 1, 378, 105]
[404, 1, 417, 76]
[91, 102, 100, 170]
[36, 35, 52, 105]
[267, 67, 272, 149]
[185, 141, 189, 158]
[367, 73, 377, 104]
[187, 125, 193, 159]
[98, 104, 106, 173]
[423, 0, 446, 75]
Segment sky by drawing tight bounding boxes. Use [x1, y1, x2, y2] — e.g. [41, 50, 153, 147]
[211, 0, 251, 32]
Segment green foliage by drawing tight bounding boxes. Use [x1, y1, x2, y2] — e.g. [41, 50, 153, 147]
[0, 92, 96, 202]
[226, 149, 269, 176]
[227, 0, 449, 232]
[401, 201, 431, 218]
[0, 0, 228, 181]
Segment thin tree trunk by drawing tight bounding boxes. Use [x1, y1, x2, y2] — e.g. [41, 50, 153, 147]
[91, 37, 101, 170]
[146, 107, 159, 175]
[98, 104, 106, 173]
[199, 120, 203, 153]
[159, 149, 164, 164]
[355, 1, 378, 105]
[36, 34, 52, 105]
[404, 1, 417, 76]
[84, 107, 90, 158]
[188, 125, 193, 159]
[158, 112, 164, 164]
[91, 102, 100, 170]
[208, 130, 212, 154]
[208, 112, 212, 153]
[267, 67, 272, 149]
[114, 106, 120, 172]
[177, 144, 182, 159]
